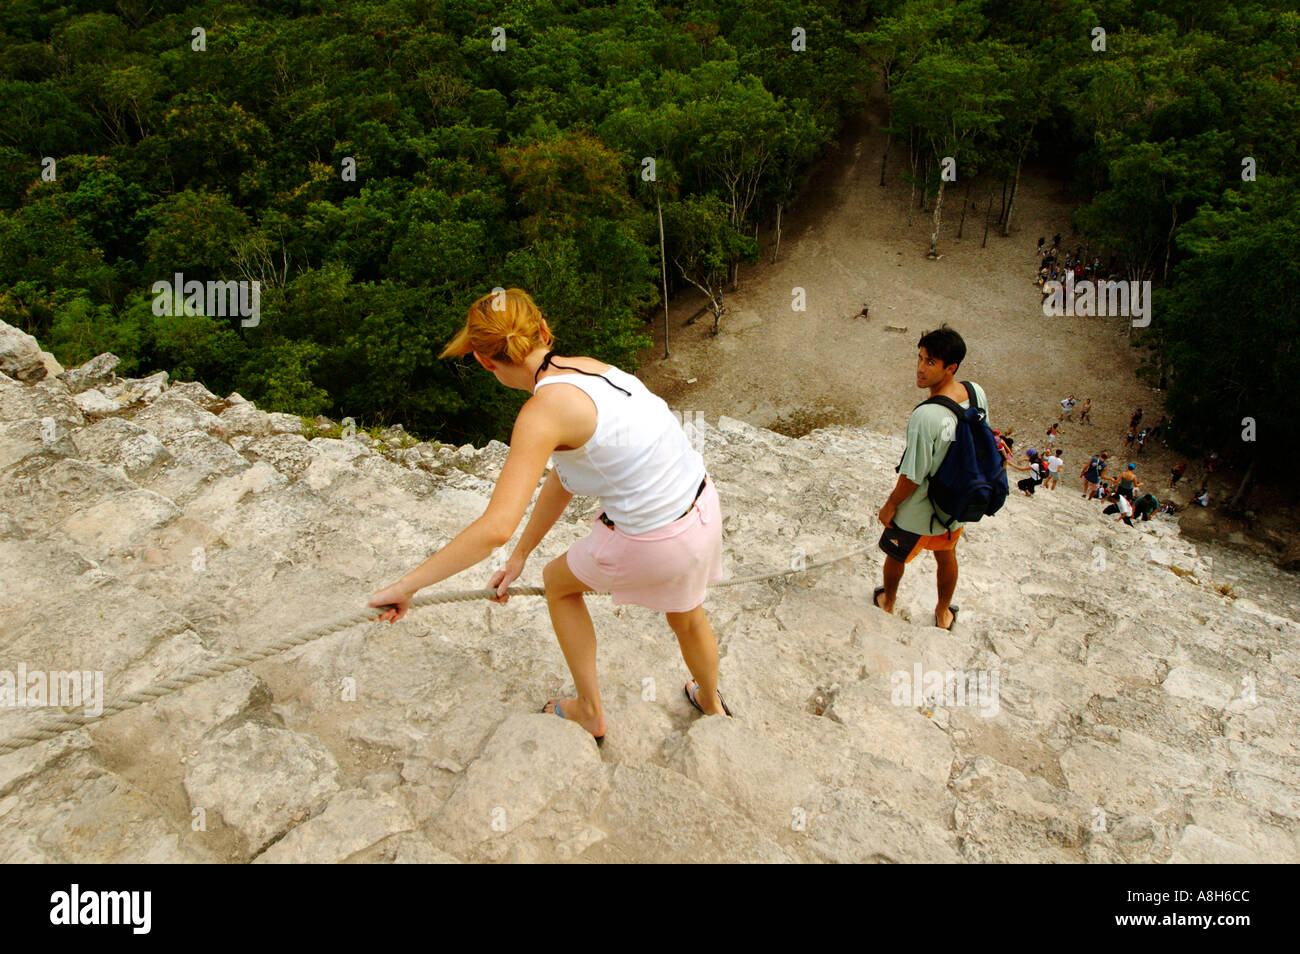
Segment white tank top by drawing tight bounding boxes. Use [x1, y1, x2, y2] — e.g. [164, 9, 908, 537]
[534, 365, 705, 535]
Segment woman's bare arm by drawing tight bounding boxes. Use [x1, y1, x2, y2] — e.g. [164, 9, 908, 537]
[510, 467, 574, 561]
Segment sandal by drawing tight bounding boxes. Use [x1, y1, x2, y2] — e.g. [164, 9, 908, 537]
[543, 697, 604, 745]
[684, 680, 732, 717]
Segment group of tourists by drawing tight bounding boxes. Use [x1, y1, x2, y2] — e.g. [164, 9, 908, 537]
[1032, 233, 1121, 292]
[362, 288, 1178, 745]
[1057, 394, 1091, 425]
[993, 400, 1177, 529]
[1123, 406, 1170, 455]
[1170, 454, 1214, 507]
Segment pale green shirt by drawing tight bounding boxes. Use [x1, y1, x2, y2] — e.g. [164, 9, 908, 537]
[893, 381, 989, 536]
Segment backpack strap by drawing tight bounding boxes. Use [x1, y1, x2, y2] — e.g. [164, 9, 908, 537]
[916, 381, 983, 419]
[919, 395, 966, 417]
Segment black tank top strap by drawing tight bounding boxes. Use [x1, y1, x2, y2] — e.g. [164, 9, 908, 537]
[534, 349, 631, 396]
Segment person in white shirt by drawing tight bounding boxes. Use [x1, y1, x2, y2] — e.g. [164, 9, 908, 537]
[1045, 449, 1063, 489]
[367, 289, 730, 743]
[1103, 492, 1135, 526]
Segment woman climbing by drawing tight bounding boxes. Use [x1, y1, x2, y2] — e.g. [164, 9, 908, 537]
[367, 289, 730, 742]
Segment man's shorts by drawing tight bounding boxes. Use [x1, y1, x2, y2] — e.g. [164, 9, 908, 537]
[878, 522, 963, 565]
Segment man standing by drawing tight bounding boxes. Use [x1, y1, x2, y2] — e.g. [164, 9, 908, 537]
[875, 325, 989, 632]
[1045, 449, 1064, 489]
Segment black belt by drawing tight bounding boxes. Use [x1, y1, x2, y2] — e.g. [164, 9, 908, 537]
[599, 475, 707, 530]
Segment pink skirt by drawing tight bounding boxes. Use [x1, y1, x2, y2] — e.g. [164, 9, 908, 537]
[565, 476, 724, 612]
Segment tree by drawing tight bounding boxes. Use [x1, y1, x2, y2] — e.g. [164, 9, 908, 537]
[662, 193, 757, 334]
[1159, 178, 1300, 505]
[891, 43, 1005, 257]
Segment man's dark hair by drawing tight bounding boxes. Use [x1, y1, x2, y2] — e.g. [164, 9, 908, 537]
[917, 324, 966, 370]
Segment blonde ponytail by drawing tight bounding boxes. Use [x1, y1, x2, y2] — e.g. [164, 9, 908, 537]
[439, 288, 554, 364]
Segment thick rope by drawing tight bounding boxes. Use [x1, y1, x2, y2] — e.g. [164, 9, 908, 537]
[0, 542, 874, 756]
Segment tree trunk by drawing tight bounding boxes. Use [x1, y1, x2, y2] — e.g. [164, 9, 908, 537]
[879, 130, 891, 187]
[1001, 155, 1023, 237]
[928, 177, 946, 257]
[1228, 452, 1256, 512]
[957, 178, 972, 239]
[997, 175, 1008, 226]
[772, 202, 782, 264]
[657, 191, 670, 359]
[981, 186, 993, 248]
[1162, 204, 1178, 284]
[905, 134, 917, 228]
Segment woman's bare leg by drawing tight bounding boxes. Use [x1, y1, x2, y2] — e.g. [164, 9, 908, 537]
[667, 604, 726, 715]
[541, 554, 605, 737]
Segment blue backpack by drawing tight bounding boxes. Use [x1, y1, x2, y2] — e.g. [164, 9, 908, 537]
[898, 381, 1009, 532]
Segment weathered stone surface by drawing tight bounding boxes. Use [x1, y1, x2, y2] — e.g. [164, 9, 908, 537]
[140, 430, 250, 504]
[0, 320, 46, 382]
[807, 788, 962, 863]
[0, 418, 77, 470]
[827, 679, 957, 788]
[268, 412, 304, 434]
[130, 392, 224, 444]
[71, 388, 122, 415]
[590, 764, 790, 863]
[106, 370, 168, 405]
[0, 734, 209, 863]
[0, 335, 1296, 865]
[72, 417, 171, 479]
[254, 790, 415, 863]
[242, 433, 314, 480]
[0, 378, 84, 427]
[1162, 667, 1234, 710]
[165, 380, 224, 411]
[184, 722, 341, 856]
[1167, 825, 1256, 864]
[219, 402, 273, 437]
[430, 714, 603, 858]
[671, 716, 822, 832]
[56, 489, 181, 561]
[59, 352, 120, 394]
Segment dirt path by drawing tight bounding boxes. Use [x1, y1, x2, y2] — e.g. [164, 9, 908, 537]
[636, 101, 1169, 477]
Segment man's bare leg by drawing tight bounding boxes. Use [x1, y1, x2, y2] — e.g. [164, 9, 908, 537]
[934, 548, 958, 629]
